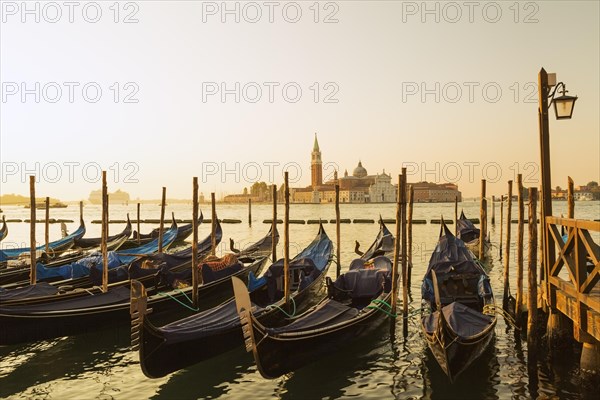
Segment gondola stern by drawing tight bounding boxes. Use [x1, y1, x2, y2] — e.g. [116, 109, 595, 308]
[130, 280, 152, 352]
[232, 276, 270, 376]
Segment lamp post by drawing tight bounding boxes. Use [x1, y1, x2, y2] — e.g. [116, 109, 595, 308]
[537, 67, 577, 316]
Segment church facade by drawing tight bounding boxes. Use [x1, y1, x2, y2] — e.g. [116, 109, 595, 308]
[291, 135, 462, 204]
[291, 135, 397, 203]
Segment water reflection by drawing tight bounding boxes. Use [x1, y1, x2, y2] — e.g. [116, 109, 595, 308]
[421, 337, 500, 400]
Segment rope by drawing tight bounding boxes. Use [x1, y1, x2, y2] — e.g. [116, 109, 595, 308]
[366, 299, 398, 318]
[483, 304, 520, 330]
[266, 296, 296, 318]
[157, 289, 199, 312]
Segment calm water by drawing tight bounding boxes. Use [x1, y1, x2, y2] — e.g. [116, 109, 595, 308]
[1, 201, 599, 399]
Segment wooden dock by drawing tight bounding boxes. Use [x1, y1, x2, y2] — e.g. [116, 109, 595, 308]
[541, 217, 600, 344]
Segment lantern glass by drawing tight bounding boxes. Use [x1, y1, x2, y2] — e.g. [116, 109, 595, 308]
[553, 95, 577, 120]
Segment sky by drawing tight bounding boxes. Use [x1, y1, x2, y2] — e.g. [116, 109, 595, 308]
[1, 1, 599, 200]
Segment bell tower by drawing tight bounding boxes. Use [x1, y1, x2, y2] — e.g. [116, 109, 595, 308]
[311, 133, 323, 188]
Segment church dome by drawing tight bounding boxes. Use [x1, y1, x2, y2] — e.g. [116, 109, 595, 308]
[353, 161, 367, 178]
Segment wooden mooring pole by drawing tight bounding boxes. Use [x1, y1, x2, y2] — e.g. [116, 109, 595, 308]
[491, 195, 496, 225]
[192, 177, 200, 307]
[503, 180, 513, 310]
[407, 184, 414, 287]
[283, 172, 290, 305]
[567, 176, 574, 220]
[101, 171, 109, 293]
[44, 197, 50, 254]
[454, 195, 458, 236]
[479, 179, 487, 260]
[391, 174, 401, 318]
[136, 203, 141, 244]
[516, 174, 525, 324]
[271, 184, 277, 262]
[211, 193, 217, 256]
[335, 182, 341, 278]
[158, 187, 166, 254]
[248, 198, 252, 227]
[400, 169, 408, 337]
[527, 188, 538, 350]
[499, 195, 504, 259]
[29, 176, 36, 285]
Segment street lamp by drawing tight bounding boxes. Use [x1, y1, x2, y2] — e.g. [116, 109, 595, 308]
[550, 82, 578, 120]
[537, 67, 577, 322]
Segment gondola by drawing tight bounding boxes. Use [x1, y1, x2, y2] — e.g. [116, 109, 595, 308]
[131, 223, 330, 378]
[230, 226, 397, 379]
[0, 226, 271, 345]
[73, 215, 132, 249]
[121, 215, 199, 250]
[0, 219, 180, 292]
[0, 216, 7, 242]
[421, 221, 496, 382]
[0, 233, 129, 287]
[456, 211, 490, 259]
[0, 218, 86, 261]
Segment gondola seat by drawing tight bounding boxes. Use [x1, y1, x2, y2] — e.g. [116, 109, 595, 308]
[330, 268, 391, 307]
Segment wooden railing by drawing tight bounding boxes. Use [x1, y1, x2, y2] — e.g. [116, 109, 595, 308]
[544, 217, 600, 340]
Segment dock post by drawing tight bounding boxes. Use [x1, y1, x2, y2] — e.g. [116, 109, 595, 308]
[499, 195, 504, 259]
[44, 197, 50, 254]
[335, 182, 341, 278]
[580, 341, 600, 375]
[248, 198, 252, 227]
[567, 176, 574, 220]
[391, 174, 401, 319]
[407, 184, 414, 287]
[211, 193, 216, 256]
[79, 200, 83, 223]
[516, 175, 525, 324]
[491, 195, 495, 225]
[192, 177, 200, 307]
[527, 188, 538, 350]
[271, 184, 277, 262]
[479, 179, 487, 260]
[454, 195, 458, 235]
[101, 171, 109, 293]
[158, 187, 166, 254]
[400, 169, 408, 337]
[503, 180, 513, 311]
[283, 172, 290, 305]
[136, 203, 141, 244]
[29, 176, 36, 285]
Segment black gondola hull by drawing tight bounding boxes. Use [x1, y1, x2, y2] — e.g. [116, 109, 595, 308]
[0, 258, 266, 345]
[138, 263, 328, 378]
[251, 296, 392, 379]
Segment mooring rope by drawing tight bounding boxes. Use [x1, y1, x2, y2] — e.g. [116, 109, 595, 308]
[483, 304, 521, 330]
[157, 289, 199, 312]
[366, 299, 398, 318]
[266, 296, 297, 318]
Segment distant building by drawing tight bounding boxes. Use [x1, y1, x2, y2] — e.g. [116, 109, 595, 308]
[290, 135, 459, 203]
[412, 182, 461, 203]
[89, 189, 130, 204]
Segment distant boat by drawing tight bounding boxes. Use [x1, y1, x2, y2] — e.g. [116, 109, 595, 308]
[24, 202, 68, 209]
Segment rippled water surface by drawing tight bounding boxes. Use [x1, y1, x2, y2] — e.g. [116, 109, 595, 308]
[1, 201, 599, 399]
